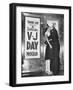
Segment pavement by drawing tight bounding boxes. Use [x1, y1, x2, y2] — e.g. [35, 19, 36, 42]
[22, 70, 64, 77]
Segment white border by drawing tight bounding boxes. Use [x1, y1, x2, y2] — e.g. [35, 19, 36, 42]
[16, 6, 69, 84]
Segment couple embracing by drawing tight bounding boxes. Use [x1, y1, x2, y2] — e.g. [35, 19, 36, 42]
[44, 23, 60, 75]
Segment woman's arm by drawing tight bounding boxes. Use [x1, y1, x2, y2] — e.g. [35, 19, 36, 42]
[45, 35, 52, 48]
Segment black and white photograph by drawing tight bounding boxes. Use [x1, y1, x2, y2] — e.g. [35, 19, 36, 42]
[10, 3, 71, 86]
[21, 12, 64, 77]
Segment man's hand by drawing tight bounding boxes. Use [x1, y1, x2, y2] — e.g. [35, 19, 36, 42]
[49, 44, 52, 49]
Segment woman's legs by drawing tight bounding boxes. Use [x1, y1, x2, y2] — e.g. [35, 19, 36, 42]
[45, 59, 53, 75]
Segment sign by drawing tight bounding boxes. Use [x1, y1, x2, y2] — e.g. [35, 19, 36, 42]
[25, 17, 40, 59]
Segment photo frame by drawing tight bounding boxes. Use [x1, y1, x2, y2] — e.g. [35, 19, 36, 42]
[9, 3, 71, 87]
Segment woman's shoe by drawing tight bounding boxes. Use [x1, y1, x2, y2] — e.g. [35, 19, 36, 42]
[47, 71, 53, 75]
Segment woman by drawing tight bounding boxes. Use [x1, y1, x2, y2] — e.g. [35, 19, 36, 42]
[44, 24, 53, 75]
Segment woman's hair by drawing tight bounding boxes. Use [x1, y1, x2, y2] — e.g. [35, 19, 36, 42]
[43, 24, 50, 36]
